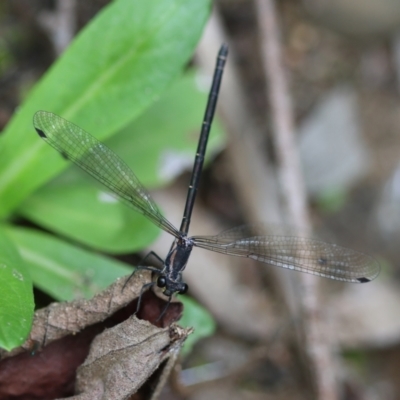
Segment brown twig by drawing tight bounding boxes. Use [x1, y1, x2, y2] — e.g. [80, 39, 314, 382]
[194, 1, 310, 354]
[393, 30, 400, 95]
[196, 9, 302, 315]
[254, 0, 338, 399]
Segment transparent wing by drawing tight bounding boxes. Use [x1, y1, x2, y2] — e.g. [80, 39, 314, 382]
[33, 111, 179, 237]
[192, 225, 380, 283]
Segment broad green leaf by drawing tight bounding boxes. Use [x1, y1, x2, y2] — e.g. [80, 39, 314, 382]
[6, 226, 132, 301]
[0, 0, 211, 218]
[20, 177, 158, 254]
[0, 227, 34, 351]
[19, 72, 225, 252]
[179, 296, 216, 356]
[108, 71, 225, 187]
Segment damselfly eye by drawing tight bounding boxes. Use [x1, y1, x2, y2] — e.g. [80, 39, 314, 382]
[179, 283, 188, 294]
[157, 276, 166, 288]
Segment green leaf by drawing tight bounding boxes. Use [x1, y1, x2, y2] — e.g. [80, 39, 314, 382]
[179, 296, 216, 356]
[20, 177, 159, 253]
[6, 226, 132, 301]
[0, 226, 34, 351]
[108, 71, 225, 188]
[19, 72, 225, 252]
[0, 0, 211, 218]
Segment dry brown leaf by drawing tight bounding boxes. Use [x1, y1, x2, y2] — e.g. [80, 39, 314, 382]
[63, 320, 191, 400]
[0, 271, 186, 400]
[1, 271, 151, 359]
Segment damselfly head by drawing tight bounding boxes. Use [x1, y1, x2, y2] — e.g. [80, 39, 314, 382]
[157, 275, 188, 297]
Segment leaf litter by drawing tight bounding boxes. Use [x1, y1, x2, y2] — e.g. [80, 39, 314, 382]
[0, 271, 191, 400]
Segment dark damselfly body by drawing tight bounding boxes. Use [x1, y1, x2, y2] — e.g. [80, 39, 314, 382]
[33, 44, 380, 307]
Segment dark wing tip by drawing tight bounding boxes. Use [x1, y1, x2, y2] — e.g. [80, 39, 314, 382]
[357, 277, 371, 283]
[60, 150, 69, 160]
[35, 127, 46, 138]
